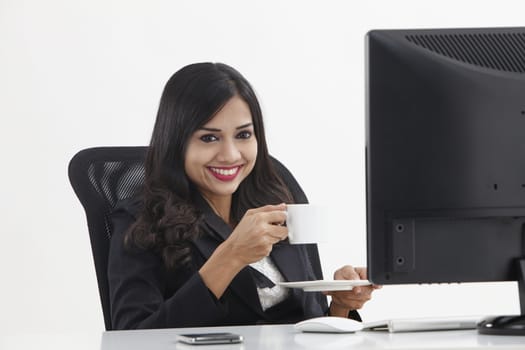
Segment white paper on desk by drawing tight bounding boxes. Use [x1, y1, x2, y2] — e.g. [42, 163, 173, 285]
[362, 315, 483, 333]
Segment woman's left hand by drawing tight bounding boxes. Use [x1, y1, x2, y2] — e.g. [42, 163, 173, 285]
[324, 265, 381, 318]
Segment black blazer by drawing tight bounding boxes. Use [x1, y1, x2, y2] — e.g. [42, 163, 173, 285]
[108, 171, 360, 329]
[108, 193, 330, 329]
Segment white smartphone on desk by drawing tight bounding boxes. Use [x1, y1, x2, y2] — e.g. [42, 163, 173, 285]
[177, 332, 243, 345]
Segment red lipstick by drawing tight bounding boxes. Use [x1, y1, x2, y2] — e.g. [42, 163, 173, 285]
[207, 165, 242, 182]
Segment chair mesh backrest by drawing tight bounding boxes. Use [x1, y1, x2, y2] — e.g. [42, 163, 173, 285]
[69, 146, 147, 330]
[87, 161, 145, 238]
[69, 146, 322, 330]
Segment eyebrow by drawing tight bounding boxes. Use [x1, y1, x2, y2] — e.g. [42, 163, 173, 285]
[198, 123, 253, 132]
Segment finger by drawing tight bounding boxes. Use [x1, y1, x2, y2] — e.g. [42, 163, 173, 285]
[355, 267, 368, 280]
[334, 265, 360, 280]
[256, 235, 278, 254]
[330, 286, 374, 301]
[248, 204, 286, 215]
[342, 267, 360, 280]
[266, 225, 288, 241]
[262, 210, 288, 225]
[352, 285, 375, 297]
[265, 241, 273, 256]
[264, 233, 282, 245]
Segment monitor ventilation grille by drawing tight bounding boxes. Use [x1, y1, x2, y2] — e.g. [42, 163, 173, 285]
[406, 32, 525, 73]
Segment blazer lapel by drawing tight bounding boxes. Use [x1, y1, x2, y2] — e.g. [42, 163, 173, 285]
[271, 244, 324, 317]
[270, 243, 310, 282]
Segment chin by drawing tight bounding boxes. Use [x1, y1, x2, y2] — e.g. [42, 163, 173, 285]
[216, 184, 241, 196]
[203, 180, 239, 196]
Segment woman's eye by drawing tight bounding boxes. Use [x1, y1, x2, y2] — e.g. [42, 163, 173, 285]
[200, 134, 218, 143]
[236, 131, 252, 139]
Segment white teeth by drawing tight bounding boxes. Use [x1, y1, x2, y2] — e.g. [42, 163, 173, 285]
[210, 167, 238, 176]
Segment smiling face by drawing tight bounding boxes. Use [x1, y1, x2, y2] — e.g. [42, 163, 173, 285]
[184, 95, 258, 205]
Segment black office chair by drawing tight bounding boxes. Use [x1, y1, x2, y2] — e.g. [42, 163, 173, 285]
[68, 146, 323, 330]
[69, 147, 147, 330]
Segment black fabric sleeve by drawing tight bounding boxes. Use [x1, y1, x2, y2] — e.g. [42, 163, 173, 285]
[107, 205, 228, 329]
[349, 309, 363, 322]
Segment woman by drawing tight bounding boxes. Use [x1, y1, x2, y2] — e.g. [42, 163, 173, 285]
[108, 62, 377, 330]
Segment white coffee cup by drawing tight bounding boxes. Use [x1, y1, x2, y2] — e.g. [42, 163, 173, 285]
[286, 204, 326, 244]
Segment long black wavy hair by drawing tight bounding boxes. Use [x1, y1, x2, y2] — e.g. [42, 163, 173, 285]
[126, 63, 294, 269]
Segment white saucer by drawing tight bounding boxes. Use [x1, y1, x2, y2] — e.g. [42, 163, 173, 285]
[277, 280, 371, 292]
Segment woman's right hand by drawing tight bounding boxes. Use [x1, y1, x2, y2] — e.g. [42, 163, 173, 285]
[224, 203, 288, 266]
[199, 203, 288, 299]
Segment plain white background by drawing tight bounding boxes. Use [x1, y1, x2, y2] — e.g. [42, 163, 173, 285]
[1, 0, 524, 334]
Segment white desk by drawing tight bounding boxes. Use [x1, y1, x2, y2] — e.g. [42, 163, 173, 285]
[103, 324, 524, 350]
[3, 325, 524, 350]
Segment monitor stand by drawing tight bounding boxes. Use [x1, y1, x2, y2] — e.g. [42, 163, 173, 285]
[477, 259, 525, 335]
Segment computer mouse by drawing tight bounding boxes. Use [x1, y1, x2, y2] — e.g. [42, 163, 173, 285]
[294, 316, 364, 333]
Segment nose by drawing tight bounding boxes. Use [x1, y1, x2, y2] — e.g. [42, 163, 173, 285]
[217, 139, 241, 163]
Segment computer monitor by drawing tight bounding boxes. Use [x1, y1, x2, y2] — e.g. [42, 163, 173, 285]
[365, 27, 525, 335]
